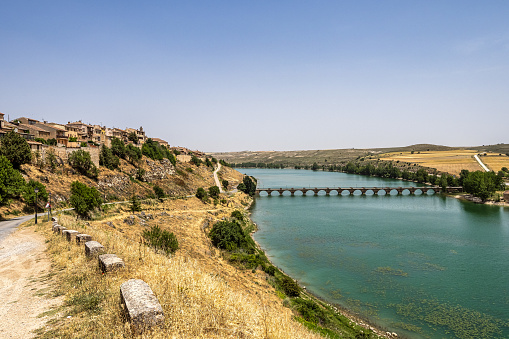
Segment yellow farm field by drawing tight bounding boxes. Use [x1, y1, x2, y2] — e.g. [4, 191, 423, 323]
[380, 150, 482, 176]
[479, 154, 509, 172]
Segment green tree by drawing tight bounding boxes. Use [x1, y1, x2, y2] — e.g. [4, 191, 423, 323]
[311, 162, 319, 171]
[208, 185, 220, 199]
[209, 220, 253, 252]
[46, 149, 58, 172]
[195, 187, 208, 202]
[279, 276, 300, 297]
[46, 138, 57, 146]
[128, 132, 138, 144]
[99, 145, 120, 170]
[126, 144, 142, 165]
[221, 179, 229, 190]
[463, 171, 502, 202]
[130, 194, 142, 213]
[239, 176, 257, 196]
[0, 155, 25, 205]
[191, 155, 202, 166]
[22, 180, 48, 211]
[69, 181, 102, 218]
[34, 137, 47, 144]
[111, 137, 126, 159]
[0, 130, 32, 169]
[68, 150, 98, 179]
[69, 136, 78, 142]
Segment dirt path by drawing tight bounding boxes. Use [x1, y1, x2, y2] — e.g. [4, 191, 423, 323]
[213, 163, 224, 193]
[0, 225, 62, 338]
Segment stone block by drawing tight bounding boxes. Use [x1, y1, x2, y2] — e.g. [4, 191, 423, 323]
[85, 241, 105, 257]
[65, 230, 80, 242]
[57, 226, 67, 234]
[120, 279, 164, 333]
[52, 224, 60, 232]
[51, 217, 58, 222]
[76, 234, 92, 244]
[98, 254, 124, 273]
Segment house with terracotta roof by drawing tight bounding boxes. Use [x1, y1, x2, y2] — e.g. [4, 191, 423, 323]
[125, 126, 146, 145]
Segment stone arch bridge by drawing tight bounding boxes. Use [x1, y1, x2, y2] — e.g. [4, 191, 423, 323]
[255, 186, 463, 196]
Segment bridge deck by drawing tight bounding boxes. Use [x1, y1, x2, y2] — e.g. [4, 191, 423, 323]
[255, 186, 463, 196]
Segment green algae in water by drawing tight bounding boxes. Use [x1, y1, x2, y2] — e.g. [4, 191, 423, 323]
[393, 298, 508, 338]
[374, 266, 409, 277]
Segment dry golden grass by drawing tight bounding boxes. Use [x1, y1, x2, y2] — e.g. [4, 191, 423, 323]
[379, 150, 482, 175]
[478, 154, 509, 172]
[35, 197, 323, 339]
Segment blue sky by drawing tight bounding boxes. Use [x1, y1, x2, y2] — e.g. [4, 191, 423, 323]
[1, 1, 508, 152]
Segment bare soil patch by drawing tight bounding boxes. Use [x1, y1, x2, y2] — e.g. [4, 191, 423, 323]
[0, 226, 62, 338]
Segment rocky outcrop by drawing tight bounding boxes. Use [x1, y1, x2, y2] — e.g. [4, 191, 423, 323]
[141, 159, 175, 182]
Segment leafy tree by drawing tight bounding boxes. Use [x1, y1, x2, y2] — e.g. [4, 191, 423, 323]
[99, 145, 120, 170]
[128, 132, 138, 144]
[239, 176, 257, 196]
[311, 162, 319, 171]
[172, 149, 181, 155]
[80, 142, 88, 148]
[222, 179, 229, 190]
[46, 149, 58, 172]
[209, 220, 253, 252]
[46, 138, 57, 146]
[22, 180, 48, 211]
[142, 225, 178, 255]
[69, 136, 78, 142]
[191, 155, 202, 166]
[208, 185, 220, 199]
[126, 144, 142, 165]
[68, 150, 98, 179]
[69, 181, 102, 218]
[463, 171, 503, 202]
[153, 185, 165, 200]
[130, 194, 142, 213]
[111, 137, 126, 158]
[0, 155, 25, 205]
[205, 158, 213, 167]
[237, 182, 246, 192]
[279, 276, 300, 297]
[195, 187, 208, 202]
[0, 130, 32, 169]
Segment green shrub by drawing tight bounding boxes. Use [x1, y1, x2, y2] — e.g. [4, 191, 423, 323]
[69, 181, 102, 218]
[153, 185, 165, 200]
[196, 187, 208, 202]
[130, 194, 141, 213]
[231, 210, 244, 221]
[191, 155, 202, 166]
[142, 225, 179, 255]
[280, 275, 300, 297]
[222, 179, 229, 190]
[68, 150, 98, 179]
[292, 298, 327, 324]
[208, 185, 220, 199]
[209, 220, 254, 252]
[263, 265, 276, 276]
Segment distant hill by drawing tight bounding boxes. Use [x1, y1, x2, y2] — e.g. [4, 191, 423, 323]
[210, 144, 465, 167]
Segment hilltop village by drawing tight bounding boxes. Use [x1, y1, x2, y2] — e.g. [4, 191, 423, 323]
[0, 111, 204, 167]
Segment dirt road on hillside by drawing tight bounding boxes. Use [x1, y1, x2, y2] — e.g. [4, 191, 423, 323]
[0, 225, 62, 338]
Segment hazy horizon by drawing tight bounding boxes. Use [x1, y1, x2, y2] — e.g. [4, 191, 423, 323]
[1, 1, 508, 152]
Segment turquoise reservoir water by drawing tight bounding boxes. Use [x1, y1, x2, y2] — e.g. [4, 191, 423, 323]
[240, 169, 509, 339]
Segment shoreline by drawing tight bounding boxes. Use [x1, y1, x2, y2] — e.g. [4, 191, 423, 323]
[246, 198, 395, 339]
